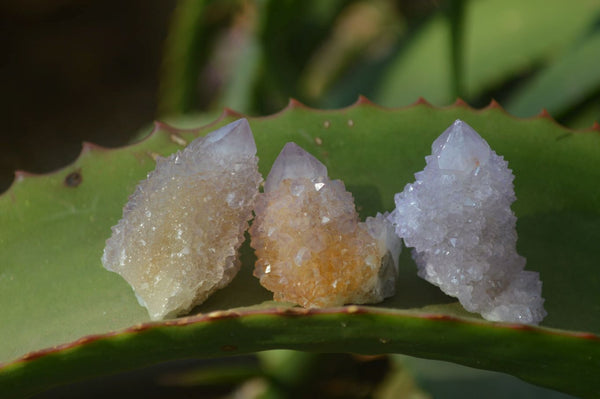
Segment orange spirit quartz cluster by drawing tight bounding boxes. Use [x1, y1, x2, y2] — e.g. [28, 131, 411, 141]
[250, 143, 401, 307]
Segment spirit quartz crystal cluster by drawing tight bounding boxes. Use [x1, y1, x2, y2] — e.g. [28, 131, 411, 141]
[102, 116, 546, 325]
[388, 120, 546, 324]
[250, 143, 401, 307]
[102, 119, 262, 320]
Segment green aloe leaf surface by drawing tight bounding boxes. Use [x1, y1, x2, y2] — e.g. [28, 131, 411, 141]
[0, 99, 599, 397]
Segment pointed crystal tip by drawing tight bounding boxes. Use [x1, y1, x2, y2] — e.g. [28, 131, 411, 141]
[190, 118, 256, 157]
[264, 142, 328, 192]
[432, 119, 491, 172]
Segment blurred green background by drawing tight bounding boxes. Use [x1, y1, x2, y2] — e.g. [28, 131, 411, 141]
[2, 0, 599, 194]
[2, 0, 597, 397]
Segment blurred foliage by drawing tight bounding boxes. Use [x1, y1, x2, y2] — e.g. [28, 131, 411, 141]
[3, 0, 598, 189]
[159, 0, 600, 128]
[33, 352, 578, 398]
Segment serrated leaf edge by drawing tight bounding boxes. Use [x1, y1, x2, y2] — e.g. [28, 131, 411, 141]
[4, 96, 599, 197]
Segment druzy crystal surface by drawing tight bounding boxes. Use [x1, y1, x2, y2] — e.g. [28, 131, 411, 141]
[102, 119, 262, 320]
[250, 142, 401, 307]
[388, 120, 546, 324]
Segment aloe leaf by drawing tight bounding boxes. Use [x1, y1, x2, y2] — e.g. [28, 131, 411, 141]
[0, 100, 599, 397]
[505, 21, 600, 119]
[375, 0, 600, 107]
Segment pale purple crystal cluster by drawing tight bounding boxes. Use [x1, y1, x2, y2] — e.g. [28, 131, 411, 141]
[388, 120, 546, 324]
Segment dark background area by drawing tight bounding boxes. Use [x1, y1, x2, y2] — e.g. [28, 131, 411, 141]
[1, 1, 176, 192]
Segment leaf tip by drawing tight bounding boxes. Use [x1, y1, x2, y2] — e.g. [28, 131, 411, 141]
[14, 170, 33, 182]
[413, 97, 433, 107]
[286, 98, 309, 110]
[451, 98, 471, 108]
[81, 141, 107, 154]
[354, 95, 377, 106]
[485, 98, 504, 110]
[537, 108, 554, 121]
[222, 107, 245, 119]
[153, 120, 173, 132]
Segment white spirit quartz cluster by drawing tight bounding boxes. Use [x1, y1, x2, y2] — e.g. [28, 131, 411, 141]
[250, 142, 401, 307]
[388, 120, 546, 324]
[102, 119, 262, 320]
